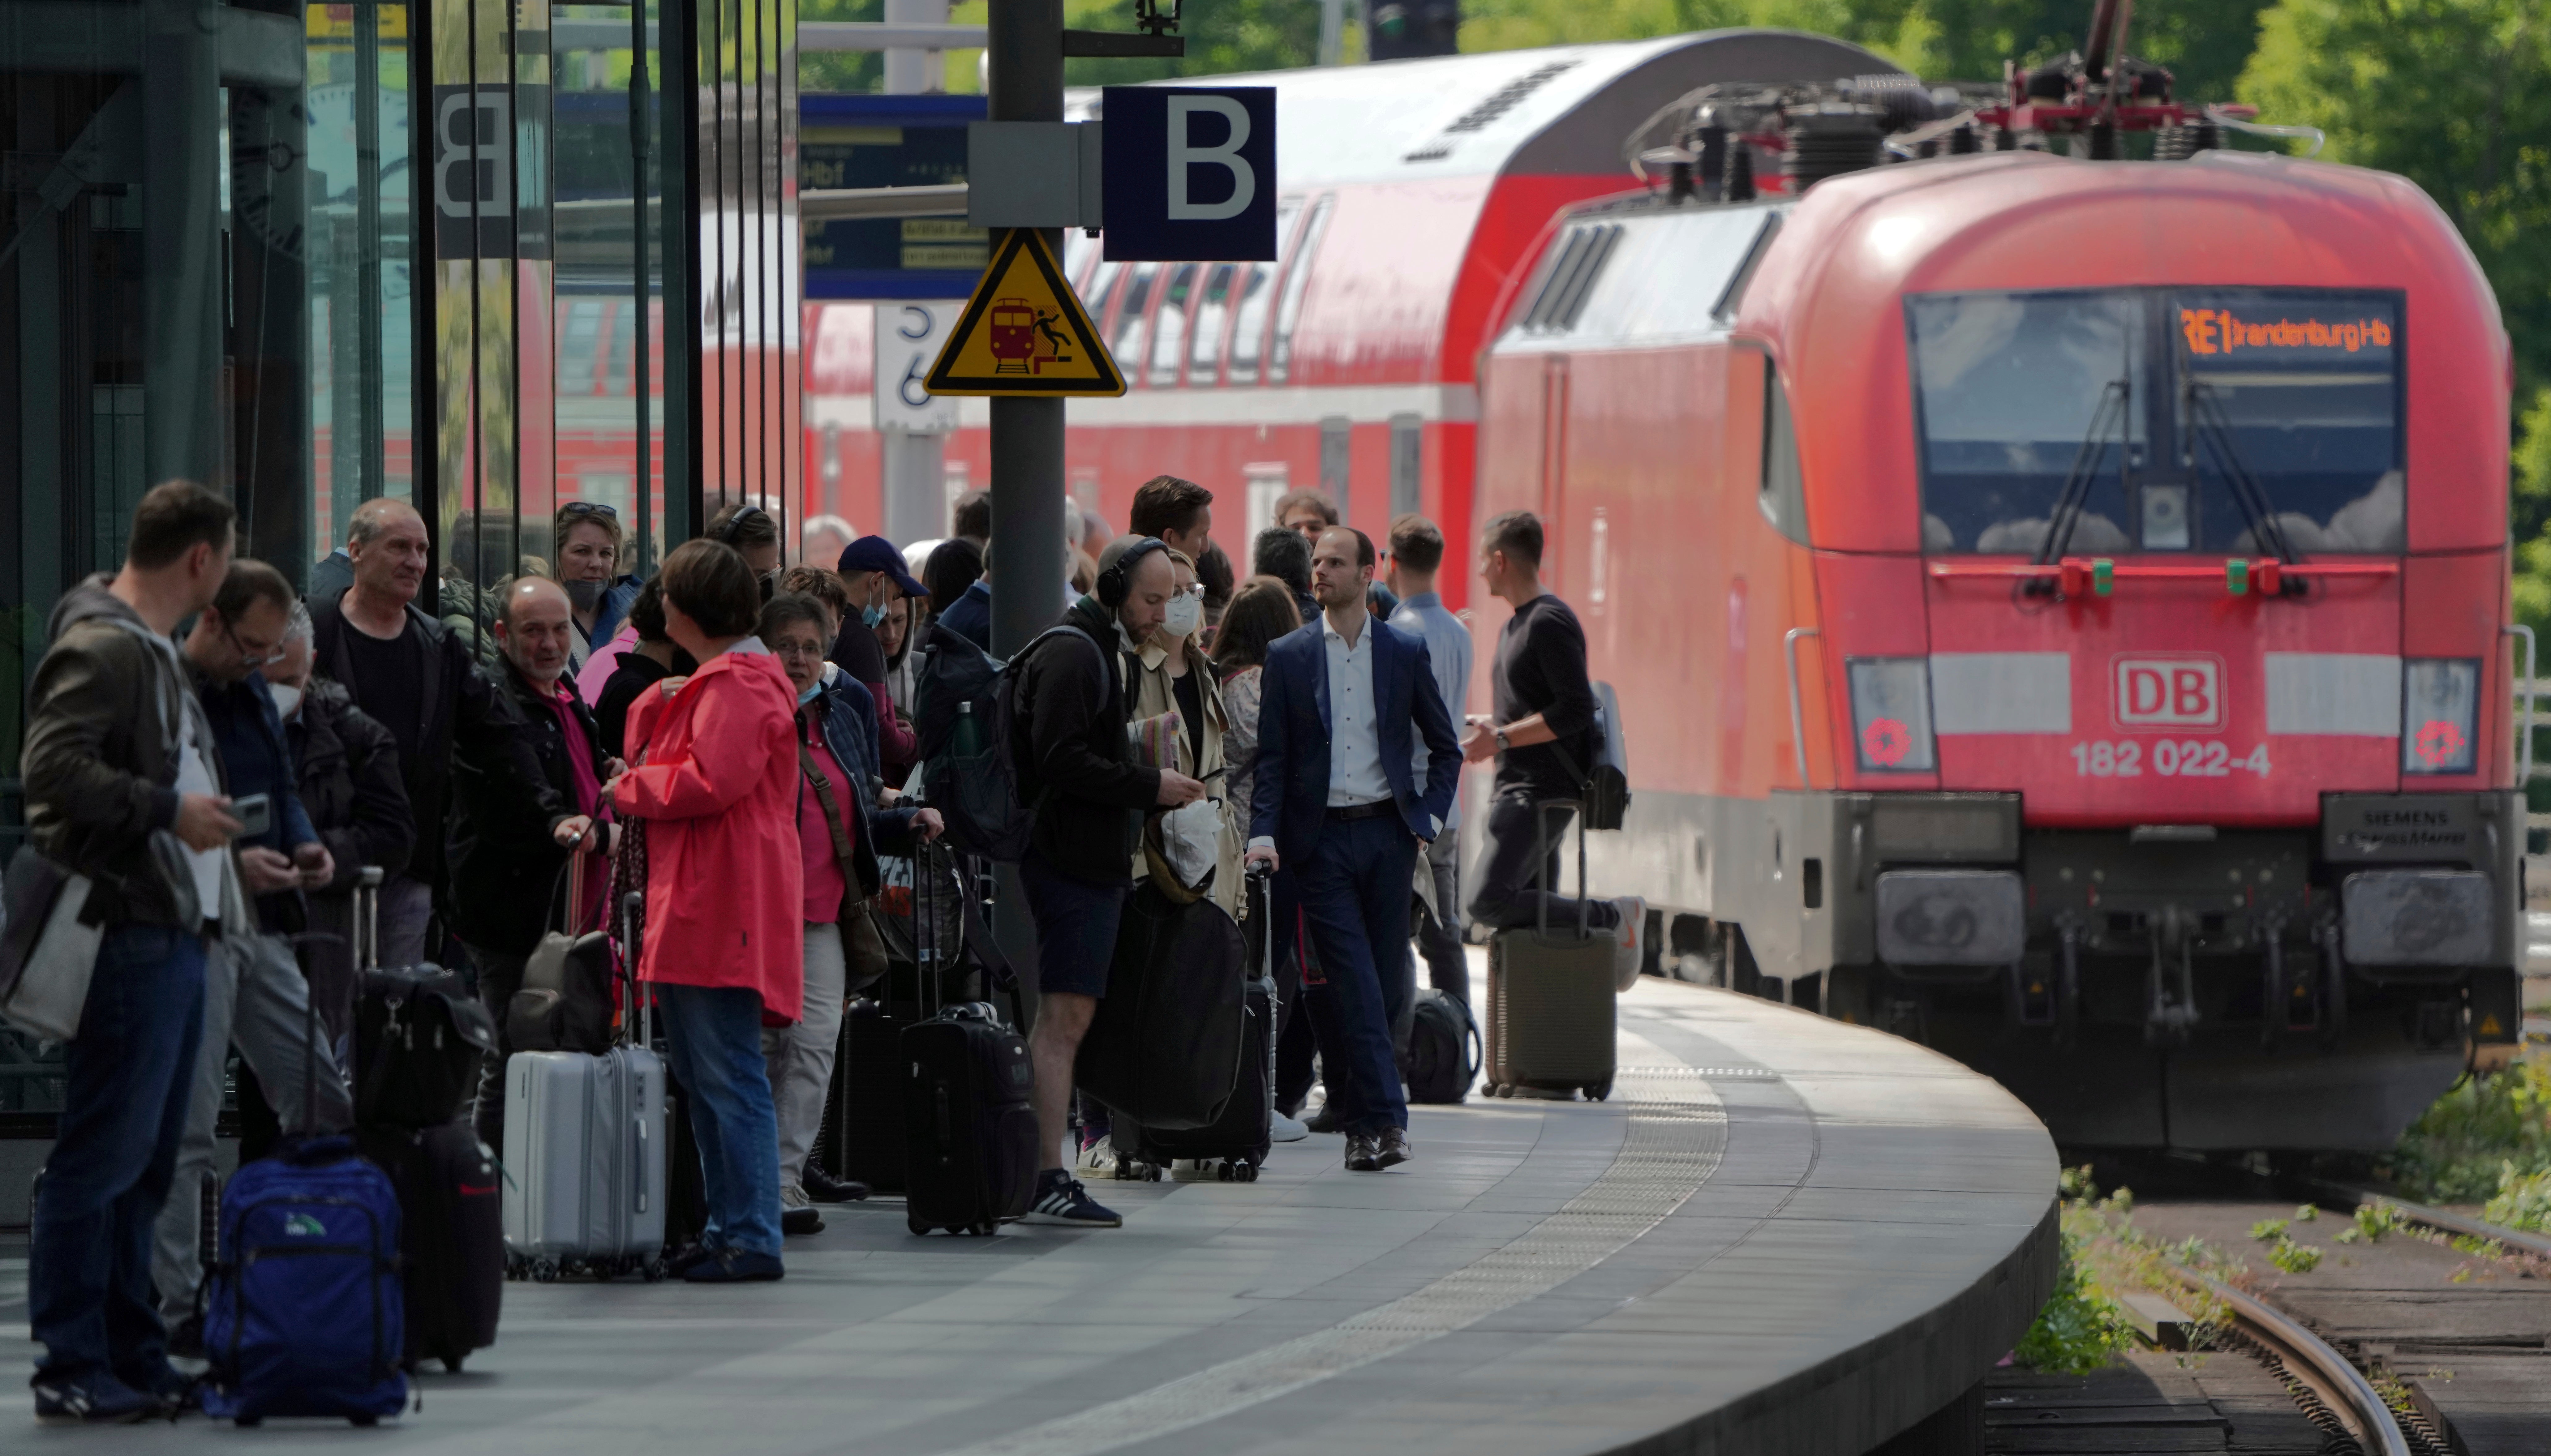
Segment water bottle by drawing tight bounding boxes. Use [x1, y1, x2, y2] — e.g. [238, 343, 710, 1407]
[953, 699, 985, 759]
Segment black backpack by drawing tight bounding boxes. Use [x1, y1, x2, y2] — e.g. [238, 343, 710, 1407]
[913, 620, 1097, 864]
[1404, 989, 1481, 1105]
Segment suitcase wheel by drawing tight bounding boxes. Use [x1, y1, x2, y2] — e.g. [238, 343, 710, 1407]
[441, 1355, 465, 1373]
[528, 1257, 560, 1283]
[1587, 1080, 1611, 1103]
[908, 1214, 931, 1236]
[1214, 1161, 1233, 1182]
[641, 1257, 668, 1283]
[350, 1416, 380, 1427]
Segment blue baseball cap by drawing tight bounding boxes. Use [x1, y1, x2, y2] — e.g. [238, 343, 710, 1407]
[836, 535, 930, 598]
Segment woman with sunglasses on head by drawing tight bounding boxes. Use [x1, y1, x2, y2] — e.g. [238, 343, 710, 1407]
[555, 502, 644, 675]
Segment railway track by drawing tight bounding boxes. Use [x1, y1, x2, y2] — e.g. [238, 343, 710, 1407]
[1983, 1179, 2547, 1455]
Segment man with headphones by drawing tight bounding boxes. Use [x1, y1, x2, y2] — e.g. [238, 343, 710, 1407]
[1008, 535, 1209, 1227]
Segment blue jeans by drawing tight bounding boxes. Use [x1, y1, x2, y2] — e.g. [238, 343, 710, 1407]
[656, 983, 783, 1259]
[30, 923, 207, 1385]
[1296, 815, 1416, 1136]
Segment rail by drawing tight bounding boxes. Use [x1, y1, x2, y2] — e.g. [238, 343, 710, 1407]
[2171, 1265, 2412, 1456]
[2313, 1183, 2551, 1261]
[1927, 556, 2399, 595]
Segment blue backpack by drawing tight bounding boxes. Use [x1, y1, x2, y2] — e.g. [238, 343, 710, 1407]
[200, 1136, 410, 1425]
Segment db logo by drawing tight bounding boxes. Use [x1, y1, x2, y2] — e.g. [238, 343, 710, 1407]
[2113, 656, 2222, 728]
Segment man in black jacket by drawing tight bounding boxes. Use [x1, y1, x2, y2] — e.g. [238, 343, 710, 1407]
[22, 480, 242, 1421]
[1008, 536, 1206, 1228]
[448, 577, 619, 1148]
[309, 498, 570, 967]
[266, 603, 415, 1052]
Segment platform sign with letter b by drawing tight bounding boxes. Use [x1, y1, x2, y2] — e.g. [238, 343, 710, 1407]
[1101, 86, 1277, 262]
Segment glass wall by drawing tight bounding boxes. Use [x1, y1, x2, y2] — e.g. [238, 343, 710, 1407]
[0, 0, 800, 1133]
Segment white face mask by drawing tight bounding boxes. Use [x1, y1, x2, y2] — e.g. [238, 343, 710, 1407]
[1162, 589, 1203, 640]
[268, 683, 303, 720]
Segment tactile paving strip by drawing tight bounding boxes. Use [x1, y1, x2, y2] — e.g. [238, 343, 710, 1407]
[939, 1089, 1731, 1456]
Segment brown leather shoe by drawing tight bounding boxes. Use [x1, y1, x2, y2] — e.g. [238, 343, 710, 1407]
[1372, 1127, 1411, 1169]
[1343, 1133, 1380, 1172]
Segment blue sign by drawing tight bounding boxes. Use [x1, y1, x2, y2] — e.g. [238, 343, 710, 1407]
[1101, 86, 1277, 263]
[801, 93, 989, 300]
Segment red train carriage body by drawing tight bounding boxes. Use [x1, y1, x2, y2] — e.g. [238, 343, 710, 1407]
[801, 31, 1898, 597]
[1476, 150, 2520, 1151]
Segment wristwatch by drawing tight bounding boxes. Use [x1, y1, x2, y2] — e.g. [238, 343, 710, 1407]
[1493, 728, 1511, 754]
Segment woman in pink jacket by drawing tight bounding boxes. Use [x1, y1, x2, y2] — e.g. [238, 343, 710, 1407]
[608, 538, 802, 1283]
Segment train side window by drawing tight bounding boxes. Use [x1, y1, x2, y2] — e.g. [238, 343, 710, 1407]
[1760, 357, 1810, 544]
[1109, 262, 1159, 379]
[1269, 194, 1334, 385]
[1389, 413, 1423, 517]
[1150, 264, 1199, 388]
[1187, 263, 1237, 388]
[1228, 201, 1303, 386]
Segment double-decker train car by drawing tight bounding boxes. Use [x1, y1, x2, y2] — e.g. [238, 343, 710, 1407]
[1475, 90, 2522, 1150]
[802, 29, 1899, 582]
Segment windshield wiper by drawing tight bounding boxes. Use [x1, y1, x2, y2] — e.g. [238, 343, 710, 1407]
[2187, 379, 2298, 564]
[2035, 379, 2129, 565]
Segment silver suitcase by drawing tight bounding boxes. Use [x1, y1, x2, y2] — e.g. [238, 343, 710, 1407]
[502, 892, 669, 1280]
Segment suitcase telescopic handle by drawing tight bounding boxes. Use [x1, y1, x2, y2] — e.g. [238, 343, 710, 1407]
[1533, 799, 1590, 940]
[356, 865, 384, 972]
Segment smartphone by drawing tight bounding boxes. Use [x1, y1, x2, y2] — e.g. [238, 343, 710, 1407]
[230, 793, 272, 840]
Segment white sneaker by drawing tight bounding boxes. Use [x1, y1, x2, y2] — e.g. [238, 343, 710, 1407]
[1270, 1109, 1309, 1143]
[1609, 895, 1649, 993]
[1076, 1135, 1114, 1172]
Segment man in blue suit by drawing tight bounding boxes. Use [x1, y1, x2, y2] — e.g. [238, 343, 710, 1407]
[1247, 527, 1462, 1171]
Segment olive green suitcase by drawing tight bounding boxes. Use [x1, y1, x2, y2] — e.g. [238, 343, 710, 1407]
[1482, 802, 1615, 1101]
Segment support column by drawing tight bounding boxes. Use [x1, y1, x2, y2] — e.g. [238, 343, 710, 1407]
[983, 0, 1068, 1021]
[143, 0, 225, 490]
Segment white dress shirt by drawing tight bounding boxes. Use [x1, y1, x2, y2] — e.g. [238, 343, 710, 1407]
[1324, 615, 1391, 807]
[1389, 590, 1469, 830]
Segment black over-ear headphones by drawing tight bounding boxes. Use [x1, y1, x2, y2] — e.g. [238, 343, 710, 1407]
[1096, 537, 1169, 610]
[713, 502, 767, 547]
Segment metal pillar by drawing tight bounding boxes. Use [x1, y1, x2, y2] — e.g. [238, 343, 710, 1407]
[879, 0, 950, 543]
[142, 0, 225, 489]
[985, 0, 1065, 657]
[984, 1, 1068, 1018]
[881, 428, 948, 544]
[883, 0, 950, 94]
[230, 81, 312, 582]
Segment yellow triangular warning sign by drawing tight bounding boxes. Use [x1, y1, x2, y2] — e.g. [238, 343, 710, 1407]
[2479, 1012, 2503, 1037]
[923, 229, 1125, 397]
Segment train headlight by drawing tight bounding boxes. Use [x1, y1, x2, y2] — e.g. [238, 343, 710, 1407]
[1848, 657, 1936, 772]
[2401, 659, 2479, 774]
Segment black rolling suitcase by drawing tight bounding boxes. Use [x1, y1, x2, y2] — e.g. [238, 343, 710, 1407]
[1114, 864, 1276, 1183]
[346, 870, 505, 1369]
[901, 846, 1038, 1235]
[357, 1121, 503, 1370]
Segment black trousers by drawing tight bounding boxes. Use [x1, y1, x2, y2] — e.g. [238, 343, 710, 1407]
[1466, 793, 1621, 936]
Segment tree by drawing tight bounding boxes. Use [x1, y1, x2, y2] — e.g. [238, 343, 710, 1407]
[2240, 0, 2551, 405]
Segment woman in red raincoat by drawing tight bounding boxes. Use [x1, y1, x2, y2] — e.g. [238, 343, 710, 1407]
[608, 538, 801, 1283]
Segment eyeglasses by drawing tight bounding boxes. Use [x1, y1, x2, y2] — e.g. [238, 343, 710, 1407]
[559, 501, 620, 521]
[225, 624, 286, 669]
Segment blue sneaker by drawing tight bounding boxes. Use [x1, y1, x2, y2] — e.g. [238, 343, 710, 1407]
[33, 1372, 154, 1424]
[1023, 1169, 1123, 1227]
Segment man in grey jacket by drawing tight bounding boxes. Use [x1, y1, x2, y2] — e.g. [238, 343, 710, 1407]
[21, 480, 247, 1422]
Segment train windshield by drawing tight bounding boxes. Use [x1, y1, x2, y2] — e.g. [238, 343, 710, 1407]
[1909, 287, 2403, 555]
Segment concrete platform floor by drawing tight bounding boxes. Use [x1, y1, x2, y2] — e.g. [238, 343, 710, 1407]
[4, 977, 2058, 1455]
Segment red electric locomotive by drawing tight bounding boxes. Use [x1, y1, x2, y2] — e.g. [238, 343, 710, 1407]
[1473, 39, 2523, 1150]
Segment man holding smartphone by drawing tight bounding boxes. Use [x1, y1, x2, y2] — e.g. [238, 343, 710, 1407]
[154, 560, 352, 1351]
